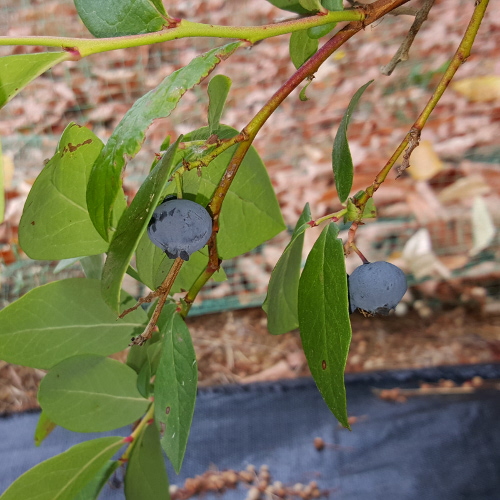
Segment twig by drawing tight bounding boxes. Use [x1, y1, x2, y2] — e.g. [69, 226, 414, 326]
[353, 0, 489, 232]
[380, 0, 436, 76]
[178, 0, 412, 314]
[129, 257, 184, 346]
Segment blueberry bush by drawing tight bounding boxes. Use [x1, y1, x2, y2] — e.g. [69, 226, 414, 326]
[0, 0, 490, 497]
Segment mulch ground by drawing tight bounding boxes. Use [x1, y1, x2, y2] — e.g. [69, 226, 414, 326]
[1, 0, 500, 414]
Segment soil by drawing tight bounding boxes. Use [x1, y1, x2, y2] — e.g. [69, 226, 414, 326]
[1, 305, 499, 414]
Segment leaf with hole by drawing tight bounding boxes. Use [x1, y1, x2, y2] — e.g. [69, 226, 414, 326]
[0, 52, 69, 109]
[0, 437, 124, 500]
[74, 0, 166, 38]
[19, 123, 126, 260]
[298, 223, 352, 428]
[332, 80, 373, 202]
[87, 43, 241, 240]
[38, 354, 150, 432]
[263, 203, 311, 335]
[0, 278, 146, 369]
[154, 305, 197, 473]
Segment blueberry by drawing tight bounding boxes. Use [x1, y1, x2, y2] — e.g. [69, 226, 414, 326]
[147, 198, 212, 261]
[348, 261, 407, 315]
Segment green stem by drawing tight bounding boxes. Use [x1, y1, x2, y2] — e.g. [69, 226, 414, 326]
[181, 0, 411, 310]
[120, 403, 155, 462]
[0, 11, 363, 58]
[312, 208, 348, 227]
[358, 0, 489, 206]
[176, 132, 247, 177]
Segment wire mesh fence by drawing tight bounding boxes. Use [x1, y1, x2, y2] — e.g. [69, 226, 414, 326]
[1, 0, 499, 315]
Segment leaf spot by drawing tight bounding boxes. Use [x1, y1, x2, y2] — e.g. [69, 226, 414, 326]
[322, 360, 327, 370]
[165, 406, 171, 415]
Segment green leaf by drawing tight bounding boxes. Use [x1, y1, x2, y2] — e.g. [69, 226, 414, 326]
[34, 411, 57, 447]
[344, 192, 377, 221]
[125, 423, 170, 500]
[299, 78, 314, 101]
[332, 80, 373, 203]
[0, 278, 147, 369]
[101, 137, 180, 313]
[54, 257, 81, 274]
[74, 0, 166, 38]
[149, 0, 167, 16]
[289, 30, 319, 70]
[87, 43, 241, 240]
[0, 436, 124, 500]
[154, 305, 197, 474]
[299, 0, 323, 11]
[307, 23, 336, 39]
[80, 254, 104, 279]
[163, 126, 285, 259]
[18, 123, 126, 260]
[0, 52, 69, 109]
[263, 203, 311, 335]
[73, 461, 119, 500]
[322, 0, 343, 10]
[207, 75, 232, 135]
[38, 354, 150, 433]
[264, 0, 311, 14]
[298, 223, 352, 428]
[0, 140, 4, 223]
[136, 233, 226, 292]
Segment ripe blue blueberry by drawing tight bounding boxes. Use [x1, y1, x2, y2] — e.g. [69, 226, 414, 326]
[348, 261, 407, 315]
[147, 197, 212, 261]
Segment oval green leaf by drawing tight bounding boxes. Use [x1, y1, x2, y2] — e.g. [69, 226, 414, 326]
[264, 0, 312, 14]
[322, 0, 343, 10]
[163, 125, 286, 260]
[298, 223, 352, 428]
[154, 305, 197, 474]
[34, 411, 57, 447]
[74, 0, 166, 38]
[0, 278, 147, 369]
[73, 460, 120, 500]
[208, 74, 232, 135]
[263, 203, 311, 335]
[87, 42, 241, 240]
[289, 30, 319, 70]
[19, 123, 126, 260]
[299, 0, 323, 11]
[38, 355, 150, 433]
[100, 137, 181, 313]
[0, 436, 124, 500]
[0, 52, 69, 109]
[307, 23, 337, 39]
[125, 423, 170, 500]
[332, 80, 373, 203]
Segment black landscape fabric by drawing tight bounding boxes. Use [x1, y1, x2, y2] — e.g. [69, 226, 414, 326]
[1, 363, 499, 499]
